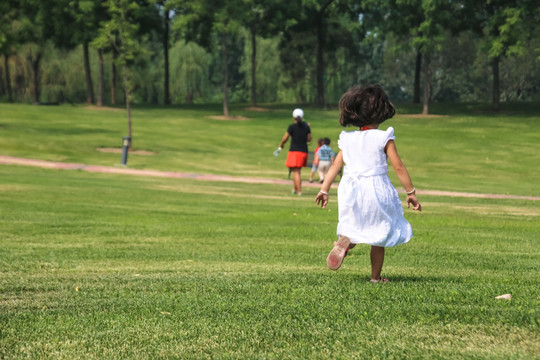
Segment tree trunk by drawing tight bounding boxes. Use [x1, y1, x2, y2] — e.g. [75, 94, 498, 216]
[185, 90, 193, 104]
[492, 56, 500, 111]
[83, 41, 95, 104]
[123, 64, 132, 149]
[250, 26, 257, 107]
[163, 9, 170, 105]
[111, 50, 118, 105]
[97, 49, 104, 106]
[422, 53, 430, 115]
[0, 59, 4, 97]
[315, 16, 325, 108]
[28, 50, 42, 104]
[413, 49, 422, 104]
[4, 55, 13, 103]
[221, 32, 229, 117]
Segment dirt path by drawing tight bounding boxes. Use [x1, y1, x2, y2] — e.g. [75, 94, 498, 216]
[1, 155, 539, 201]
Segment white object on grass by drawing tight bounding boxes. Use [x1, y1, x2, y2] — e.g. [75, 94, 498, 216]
[273, 147, 282, 157]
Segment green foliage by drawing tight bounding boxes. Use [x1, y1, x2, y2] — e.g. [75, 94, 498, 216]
[2, 0, 540, 105]
[94, 0, 145, 67]
[240, 33, 283, 103]
[487, 5, 527, 58]
[170, 0, 214, 48]
[67, 0, 104, 45]
[277, 0, 363, 105]
[27, 44, 122, 104]
[169, 41, 213, 103]
[0, 0, 17, 54]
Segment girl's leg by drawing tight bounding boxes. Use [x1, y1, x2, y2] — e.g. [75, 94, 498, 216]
[309, 164, 317, 182]
[370, 246, 385, 281]
[318, 162, 330, 183]
[291, 167, 302, 194]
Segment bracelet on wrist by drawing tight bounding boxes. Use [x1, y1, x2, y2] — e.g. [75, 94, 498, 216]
[405, 187, 416, 195]
[319, 190, 328, 195]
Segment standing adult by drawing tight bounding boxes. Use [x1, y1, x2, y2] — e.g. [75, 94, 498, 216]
[275, 108, 312, 196]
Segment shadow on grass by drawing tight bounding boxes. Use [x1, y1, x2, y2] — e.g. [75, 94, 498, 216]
[325, 272, 466, 284]
[383, 274, 466, 283]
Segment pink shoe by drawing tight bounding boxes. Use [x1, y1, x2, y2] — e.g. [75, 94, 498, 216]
[326, 236, 351, 270]
[370, 278, 389, 283]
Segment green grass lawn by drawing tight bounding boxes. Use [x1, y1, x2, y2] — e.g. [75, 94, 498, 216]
[1, 103, 539, 359]
[0, 102, 539, 196]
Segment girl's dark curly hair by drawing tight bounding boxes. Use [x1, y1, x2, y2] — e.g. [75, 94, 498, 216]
[339, 85, 395, 128]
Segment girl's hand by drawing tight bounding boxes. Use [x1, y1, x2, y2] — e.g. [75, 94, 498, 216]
[315, 192, 329, 209]
[406, 194, 422, 211]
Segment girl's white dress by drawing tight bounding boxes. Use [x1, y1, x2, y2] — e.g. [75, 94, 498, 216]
[337, 127, 412, 247]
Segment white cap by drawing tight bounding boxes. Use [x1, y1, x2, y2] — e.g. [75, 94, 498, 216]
[292, 108, 304, 119]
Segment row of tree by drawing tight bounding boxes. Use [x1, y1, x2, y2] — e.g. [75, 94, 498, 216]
[1, 0, 539, 118]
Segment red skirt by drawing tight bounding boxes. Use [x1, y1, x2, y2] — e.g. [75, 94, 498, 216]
[286, 151, 308, 168]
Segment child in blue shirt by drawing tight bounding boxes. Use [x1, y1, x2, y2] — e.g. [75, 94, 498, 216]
[314, 137, 335, 183]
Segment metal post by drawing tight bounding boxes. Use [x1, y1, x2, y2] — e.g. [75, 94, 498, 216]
[121, 136, 130, 165]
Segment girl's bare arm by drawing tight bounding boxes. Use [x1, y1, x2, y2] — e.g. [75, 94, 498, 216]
[315, 151, 343, 209]
[385, 140, 422, 211]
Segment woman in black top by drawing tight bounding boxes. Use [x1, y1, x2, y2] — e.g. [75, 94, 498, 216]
[277, 108, 312, 195]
